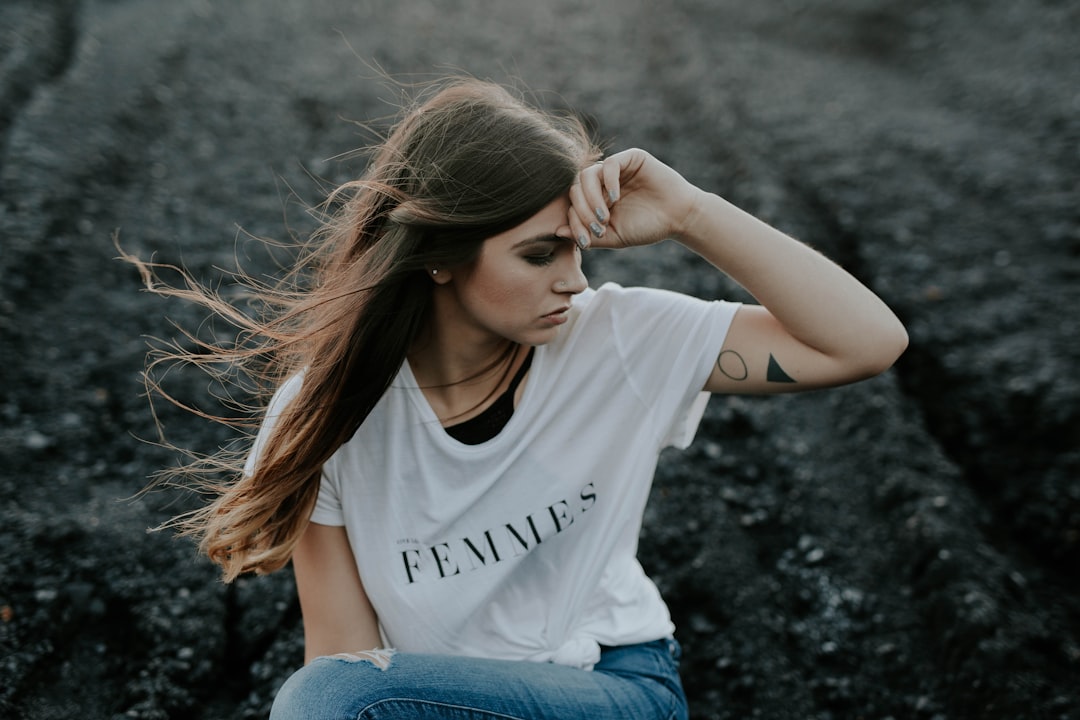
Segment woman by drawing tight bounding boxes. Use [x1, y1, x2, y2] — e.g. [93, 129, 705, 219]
[131, 79, 907, 719]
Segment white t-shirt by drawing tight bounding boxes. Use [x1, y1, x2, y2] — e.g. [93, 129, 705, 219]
[259, 282, 738, 669]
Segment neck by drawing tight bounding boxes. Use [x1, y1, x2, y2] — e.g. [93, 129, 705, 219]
[409, 329, 517, 388]
[416, 279, 519, 375]
[408, 280, 540, 423]
[409, 337, 522, 425]
[407, 293, 524, 423]
[413, 288, 504, 377]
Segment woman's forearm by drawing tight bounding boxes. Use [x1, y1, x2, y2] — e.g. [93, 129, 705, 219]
[677, 191, 908, 373]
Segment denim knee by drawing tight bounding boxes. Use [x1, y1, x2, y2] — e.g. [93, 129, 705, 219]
[270, 655, 392, 720]
[271, 645, 687, 720]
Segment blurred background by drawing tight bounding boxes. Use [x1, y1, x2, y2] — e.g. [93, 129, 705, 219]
[1, 1, 1077, 718]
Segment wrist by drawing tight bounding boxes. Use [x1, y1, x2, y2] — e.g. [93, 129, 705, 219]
[672, 190, 725, 250]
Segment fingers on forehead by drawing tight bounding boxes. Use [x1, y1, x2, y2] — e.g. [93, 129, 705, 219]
[574, 164, 609, 215]
[598, 159, 620, 204]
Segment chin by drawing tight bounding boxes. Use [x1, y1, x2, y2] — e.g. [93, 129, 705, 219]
[516, 328, 561, 346]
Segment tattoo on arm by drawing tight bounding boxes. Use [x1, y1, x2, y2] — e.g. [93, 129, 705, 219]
[718, 350, 797, 384]
[717, 350, 749, 381]
[767, 354, 797, 383]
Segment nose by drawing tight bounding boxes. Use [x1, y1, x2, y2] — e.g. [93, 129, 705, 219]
[555, 252, 588, 295]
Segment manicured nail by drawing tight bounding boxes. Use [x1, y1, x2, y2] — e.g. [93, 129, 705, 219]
[594, 207, 606, 223]
[589, 221, 604, 238]
[576, 233, 590, 250]
[607, 189, 619, 204]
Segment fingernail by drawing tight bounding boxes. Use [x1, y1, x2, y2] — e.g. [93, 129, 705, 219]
[607, 189, 619, 204]
[589, 221, 604, 238]
[576, 233, 590, 250]
[594, 207, 606, 223]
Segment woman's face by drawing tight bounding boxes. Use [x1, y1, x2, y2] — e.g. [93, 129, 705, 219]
[440, 195, 588, 346]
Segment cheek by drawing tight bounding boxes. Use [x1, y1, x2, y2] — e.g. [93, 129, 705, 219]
[471, 265, 536, 307]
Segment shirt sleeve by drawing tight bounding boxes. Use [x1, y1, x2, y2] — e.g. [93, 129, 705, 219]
[243, 373, 345, 526]
[243, 373, 304, 476]
[604, 283, 740, 449]
[310, 468, 345, 526]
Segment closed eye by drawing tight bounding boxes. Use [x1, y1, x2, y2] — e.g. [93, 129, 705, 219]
[524, 253, 555, 266]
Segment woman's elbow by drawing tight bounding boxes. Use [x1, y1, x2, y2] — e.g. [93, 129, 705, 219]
[857, 319, 909, 378]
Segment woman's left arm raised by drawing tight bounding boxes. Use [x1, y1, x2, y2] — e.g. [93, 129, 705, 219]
[562, 148, 908, 394]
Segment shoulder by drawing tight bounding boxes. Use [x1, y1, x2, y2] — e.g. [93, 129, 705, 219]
[244, 370, 307, 476]
[571, 282, 726, 324]
[568, 281, 655, 317]
[266, 370, 306, 417]
[553, 282, 714, 360]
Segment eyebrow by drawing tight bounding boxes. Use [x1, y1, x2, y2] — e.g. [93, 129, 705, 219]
[512, 234, 569, 249]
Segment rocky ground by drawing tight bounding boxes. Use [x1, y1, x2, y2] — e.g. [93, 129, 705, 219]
[1, 1, 1077, 718]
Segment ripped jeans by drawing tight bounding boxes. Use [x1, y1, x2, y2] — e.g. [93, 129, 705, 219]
[269, 638, 688, 720]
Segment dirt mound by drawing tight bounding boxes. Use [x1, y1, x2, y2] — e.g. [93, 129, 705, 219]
[2, 1, 1077, 717]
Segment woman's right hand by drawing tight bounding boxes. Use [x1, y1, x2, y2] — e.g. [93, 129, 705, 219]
[561, 148, 707, 251]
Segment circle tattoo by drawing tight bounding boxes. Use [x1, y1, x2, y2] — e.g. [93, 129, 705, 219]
[717, 350, 749, 381]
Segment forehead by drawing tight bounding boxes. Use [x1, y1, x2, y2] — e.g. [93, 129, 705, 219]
[485, 195, 571, 248]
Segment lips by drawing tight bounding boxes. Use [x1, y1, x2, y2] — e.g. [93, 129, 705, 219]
[542, 306, 571, 324]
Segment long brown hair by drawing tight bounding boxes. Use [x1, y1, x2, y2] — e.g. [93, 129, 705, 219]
[125, 78, 599, 581]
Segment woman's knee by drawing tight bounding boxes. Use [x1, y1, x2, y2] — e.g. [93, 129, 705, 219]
[269, 653, 398, 720]
[269, 661, 334, 720]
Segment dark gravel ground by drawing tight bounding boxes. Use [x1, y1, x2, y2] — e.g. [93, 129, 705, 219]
[1, 1, 1078, 718]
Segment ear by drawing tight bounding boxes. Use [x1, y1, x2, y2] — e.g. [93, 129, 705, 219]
[426, 267, 452, 285]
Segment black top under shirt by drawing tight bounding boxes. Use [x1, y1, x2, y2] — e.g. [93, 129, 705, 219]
[444, 347, 535, 445]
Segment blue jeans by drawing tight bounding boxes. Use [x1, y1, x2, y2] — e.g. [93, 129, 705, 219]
[270, 638, 688, 720]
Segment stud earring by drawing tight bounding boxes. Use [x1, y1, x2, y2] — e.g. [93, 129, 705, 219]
[431, 269, 438, 276]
